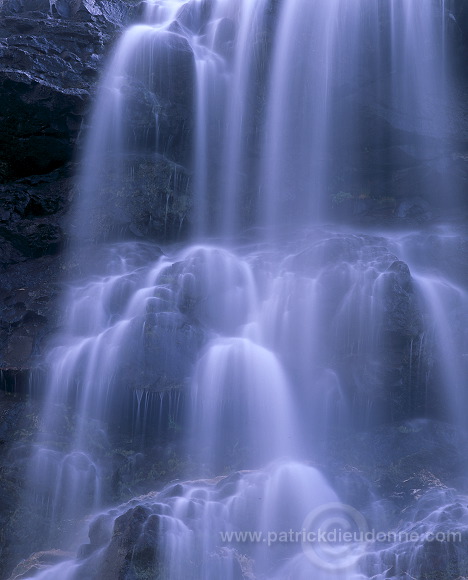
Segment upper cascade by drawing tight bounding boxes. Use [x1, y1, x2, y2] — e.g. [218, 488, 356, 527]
[77, 0, 453, 243]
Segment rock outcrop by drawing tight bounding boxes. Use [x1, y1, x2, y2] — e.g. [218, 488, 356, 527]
[0, 0, 141, 182]
[0, 0, 140, 373]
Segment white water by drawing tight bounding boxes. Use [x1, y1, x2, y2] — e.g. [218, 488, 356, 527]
[259, 0, 451, 230]
[75, 0, 452, 240]
[17, 1, 466, 579]
[23, 226, 468, 578]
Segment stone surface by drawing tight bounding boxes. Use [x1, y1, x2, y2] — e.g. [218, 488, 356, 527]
[0, 0, 140, 183]
[327, 418, 468, 534]
[77, 505, 161, 580]
[0, 168, 72, 372]
[0, 391, 41, 579]
[82, 156, 193, 242]
[0, 168, 70, 262]
[0, 259, 63, 372]
[175, 0, 214, 34]
[7, 550, 72, 580]
[285, 233, 427, 424]
[0, 0, 147, 372]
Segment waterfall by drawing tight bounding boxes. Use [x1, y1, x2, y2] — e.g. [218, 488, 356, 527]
[14, 1, 467, 579]
[258, 0, 452, 230]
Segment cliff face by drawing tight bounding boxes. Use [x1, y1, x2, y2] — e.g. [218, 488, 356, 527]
[0, 0, 140, 373]
[0, 0, 142, 183]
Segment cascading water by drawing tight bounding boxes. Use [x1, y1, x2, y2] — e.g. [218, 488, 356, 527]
[13, 1, 468, 579]
[73, 0, 454, 240]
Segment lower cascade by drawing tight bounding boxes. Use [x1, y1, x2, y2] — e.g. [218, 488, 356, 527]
[5, 0, 468, 579]
[16, 229, 468, 580]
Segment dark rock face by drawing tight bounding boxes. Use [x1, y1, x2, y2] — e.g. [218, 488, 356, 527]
[99, 305, 205, 432]
[329, 419, 467, 507]
[0, 168, 72, 372]
[83, 153, 193, 242]
[141, 309, 205, 389]
[417, 531, 468, 580]
[110, 29, 195, 165]
[0, 391, 47, 578]
[0, 263, 61, 372]
[77, 26, 196, 243]
[97, 506, 160, 579]
[0, 0, 143, 372]
[145, 31, 195, 165]
[0, 0, 138, 183]
[75, 505, 160, 580]
[0, 168, 70, 261]
[285, 233, 427, 425]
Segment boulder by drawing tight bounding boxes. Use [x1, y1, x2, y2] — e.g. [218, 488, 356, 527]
[176, 0, 214, 34]
[92, 506, 160, 580]
[284, 233, 426, 423]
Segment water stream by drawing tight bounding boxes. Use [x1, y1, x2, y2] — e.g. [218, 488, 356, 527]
[15, 1, 468, 579]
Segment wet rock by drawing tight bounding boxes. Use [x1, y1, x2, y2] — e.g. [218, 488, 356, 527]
[328, 419, 467, 512]
[401, 228, 468, 287]
[83, 156, 193, 242]
[77, 513, 115, 558]
[71, 27, 196, 242]
[284, 234, 425, 423]
[141, 311, 205, 388]
[94, 506, 160, 580]
[380, 260, 420, 334]
[0, 168, 71, 263]
[0, 392, 45, 578]
[358, 490, 468, 580]
[417, 536, 466, 580]
[106, 309, 205, 429]
[0, 0, 150, 371]
[211, 17, 236, 58]
[218, 547, 257, 580]
[0, 22, 101, 183]
[176, 0, 214, 34]
[396, 196, 432, 222]
[0, 253, 64, 373]
[7, 550, 72, 580]
[116, 30, 195, 163]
